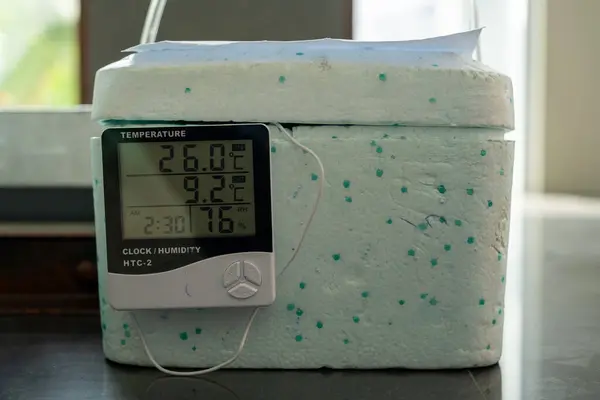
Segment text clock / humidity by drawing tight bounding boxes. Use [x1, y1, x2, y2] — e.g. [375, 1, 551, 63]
[101, 124, 275, 310]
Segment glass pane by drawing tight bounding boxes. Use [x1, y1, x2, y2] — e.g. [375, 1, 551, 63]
[0, 0, 79, 106]
[353, 0, 471, 40]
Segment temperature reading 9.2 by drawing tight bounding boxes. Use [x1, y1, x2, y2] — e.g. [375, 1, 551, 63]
[118, 140, 256, 239]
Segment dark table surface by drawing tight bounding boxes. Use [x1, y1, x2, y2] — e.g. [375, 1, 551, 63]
[0, 315, 503, 400]
[1, 199, 600, 400]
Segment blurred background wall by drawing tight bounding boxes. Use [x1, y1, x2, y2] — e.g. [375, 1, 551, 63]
[543, 0, 600, 197]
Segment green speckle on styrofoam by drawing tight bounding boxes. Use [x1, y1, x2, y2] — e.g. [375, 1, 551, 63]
[492, 319, 497, 325]
[102, 323, 107, 331]
[499, 308, 503, 315]
[399, 299, 406, 305]
[361, 291, 369, 298]
[343, 338, 350, 344]
[332, 135, 338, 139]
[501, 275, 506, 283]
[429, 97, 437, 104]
[500, 168, 505, 176]
[296, 52, 304, 56]
[296, 308, 304, 317]
[195, 328, 202, 335]
[383, 133, 390, 138]
[455, 219, 463, 227]
[488, 200, 493, 208]
[439, 216, 447, 224]
[408, 249, 416, 257]
[479, 298, 485, 306]
[432, 64, 439, 67]
[401, 186, 408, 193]
[316, 321, 323, 329]
[418, 223, 428, 231]
[444, 244, 452, 251]
[344, 196, 353, 203]
[376, 146, 383, 154]
[376, 169, 384, 177]
[299, 282, 306, 289]
[429, 297, 438, 306]
[498, 253, 503, 261]
[278, 75, 286, 83]
[466, 188, 474, 196]
[386, 218, 393, 225]
[378, 73, 387, 81]
[311, 173, 318, 181]
[437, 184, 446, 194]
[370, 140, 377, 147]
[184, 87, 191, 94]
[287, 303, 295, 311]
[192, 346, 197, 351]
[179, 332, 188, 341]
[480, 149, 487, 156]
[420, 293, 428, 299]
[486, 344, 491, 350]
[120, 339, 126, 346]
[467, 236, 475, 244]
[343, 180, 351, 188]
[295, 334, 303, 342]
[332, 253, 341, 261]
[271, 146, 276, 153]
[430, 258, 438, 267]
[352, 316, 360, 323]
[123, 323, 129, 330]
[124, 330, 131, 338]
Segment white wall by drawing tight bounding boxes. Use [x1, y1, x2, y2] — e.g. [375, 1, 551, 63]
[543, 0, 600, 197]
[0, 107, 100, 187]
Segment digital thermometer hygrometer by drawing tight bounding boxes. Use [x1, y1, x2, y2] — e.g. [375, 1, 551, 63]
[101, 124, 275, 310]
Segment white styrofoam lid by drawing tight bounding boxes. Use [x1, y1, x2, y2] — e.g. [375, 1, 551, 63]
[124, 29, 482, 59]
[93, 30, 514, 129]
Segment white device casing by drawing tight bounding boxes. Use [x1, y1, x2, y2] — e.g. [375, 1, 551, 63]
[107, 252, 275, 310]
[91, 131, 276, 311]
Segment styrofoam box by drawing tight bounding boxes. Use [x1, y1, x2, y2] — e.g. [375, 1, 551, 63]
[91, 31, 515, 369]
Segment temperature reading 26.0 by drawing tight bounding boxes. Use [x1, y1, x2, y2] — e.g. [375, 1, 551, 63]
[157, 143, 246, 174]
[118, 140, 256, 239]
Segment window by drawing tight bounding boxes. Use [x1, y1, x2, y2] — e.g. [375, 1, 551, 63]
[354, 0, 472, 40]
[0, 0, 79, 106]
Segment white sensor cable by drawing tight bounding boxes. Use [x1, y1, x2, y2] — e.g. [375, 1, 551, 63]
[273, 123, 326, 277]
[140, 0, 167, 44]
[132, 123, 325, 376]
[132, 308, 259, 376]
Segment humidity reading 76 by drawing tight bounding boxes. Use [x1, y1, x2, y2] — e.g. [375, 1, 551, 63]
[118, 140, 256, 239]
